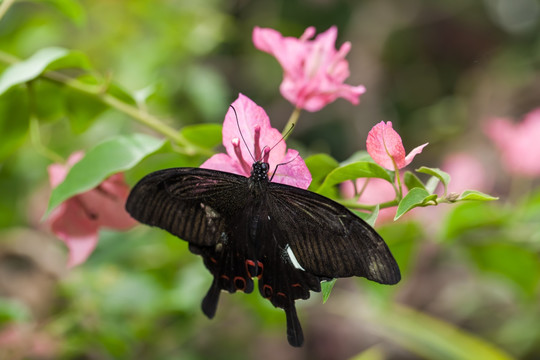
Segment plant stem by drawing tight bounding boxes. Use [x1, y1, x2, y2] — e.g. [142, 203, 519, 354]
[282, 107, 301, 139]
[30, 116, 65, 164]
[393, 162, 403, 200]
[337, 198, 398, 211]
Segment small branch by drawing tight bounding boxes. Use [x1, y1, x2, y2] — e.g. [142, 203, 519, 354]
[337, 198, 399, 211]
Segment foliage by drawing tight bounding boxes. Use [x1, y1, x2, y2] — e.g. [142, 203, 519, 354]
[0, 0, 539, 359]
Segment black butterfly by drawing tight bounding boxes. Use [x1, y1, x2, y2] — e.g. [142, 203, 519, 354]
[126, 158, 401, 347]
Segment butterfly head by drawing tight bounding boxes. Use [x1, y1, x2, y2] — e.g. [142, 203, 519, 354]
[251, 160, 270, 183]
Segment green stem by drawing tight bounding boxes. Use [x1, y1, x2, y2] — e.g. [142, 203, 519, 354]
[0, 50, 213, 157]
[282, 107, 301, 139]
[337, 198, 399, 211]
[0, 0, 16, 22]
[30, 117, 65, 164]
[393, 160, 403, 200]
[356, 177, 370, 200]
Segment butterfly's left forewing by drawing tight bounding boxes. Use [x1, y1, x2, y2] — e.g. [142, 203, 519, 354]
[126, 168, 249, 247]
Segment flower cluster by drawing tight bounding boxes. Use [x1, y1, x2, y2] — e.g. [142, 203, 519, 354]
[253, 26, 365, 112]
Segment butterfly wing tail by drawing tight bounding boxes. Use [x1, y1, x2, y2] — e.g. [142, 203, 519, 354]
[201, 278, 221, 319]
[285, 305, 304, 347]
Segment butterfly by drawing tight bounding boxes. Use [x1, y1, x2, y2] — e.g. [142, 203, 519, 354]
[125, 157, 401, 347]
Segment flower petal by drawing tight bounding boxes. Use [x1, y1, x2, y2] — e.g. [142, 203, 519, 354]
[77, 174, 137, 230]
[403, 142, 428, 167]
[366, 121, 404, 169]
[270, 149, 312, 189]
[367, 121, 426, 169]
[46, 152, 136, 267]
[200, 153, 247, 176]
[222, 94, 285, 166]
[48, 199, 99, 268]
[64, 232, 99, 268]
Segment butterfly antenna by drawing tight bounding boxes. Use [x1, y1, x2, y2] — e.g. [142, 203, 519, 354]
[269, 123, 295, 154]
[258, 123, 296, 163]
[231, 105, 255, 161]
[270, 151, 300, 182]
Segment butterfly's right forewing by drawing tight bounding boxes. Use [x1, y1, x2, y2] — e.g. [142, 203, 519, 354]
[266, 182, 401, 285]
[126, 168, 249, 247]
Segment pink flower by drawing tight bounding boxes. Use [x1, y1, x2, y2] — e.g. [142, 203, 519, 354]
[341, 178, 397, 225]
[46, 152, 137, 268]
[366, 121, 428, 170]
[485, 109, 540, 177]
[253, 26, 365, 112]
[201, 93, 311, 189]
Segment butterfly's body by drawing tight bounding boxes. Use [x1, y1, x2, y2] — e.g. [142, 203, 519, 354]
[126, 161, 400, 347]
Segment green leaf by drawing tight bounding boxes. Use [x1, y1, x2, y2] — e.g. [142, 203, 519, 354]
[133, 84, 157, 107]
[0, 47, 69, 95]
[316, 161, 393, 196]
[321, 279, 337, 304]
[425, 176, 440, 194]
[341, 150, 372, 164]
[42, 0, 87, 26]
[65, 90, 107, 133]
[377, 221, 422, 278]
[363, 204, 379, 227]
[458, 190, 498, 202]
[395, 187, 436, 220]
[416, 167, 450, 193]
[0, 87, 29, 161]
[442, 202, 507, 241]
[45, 50, 91, 71]
[373, 303, 516, 360]
[33, 80, 65, 123]
[45, 134, 165, 217]
[180, 123, 222, 149]
[468, 242, 540, 298]
[305, 153, 339, 191]
[403, 171, 426, 191]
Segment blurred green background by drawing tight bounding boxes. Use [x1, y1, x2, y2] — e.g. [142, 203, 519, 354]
[1, 0, 540, 359]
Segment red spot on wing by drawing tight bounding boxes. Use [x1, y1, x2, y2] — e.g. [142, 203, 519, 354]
[234, 276, 246, 291]
[263, 284, 273, 298]
[245, 259, 264, 279]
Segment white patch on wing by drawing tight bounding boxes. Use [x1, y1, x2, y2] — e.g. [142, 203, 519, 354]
[201, 203, 220, 218]
[285, 244, 305, 271]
